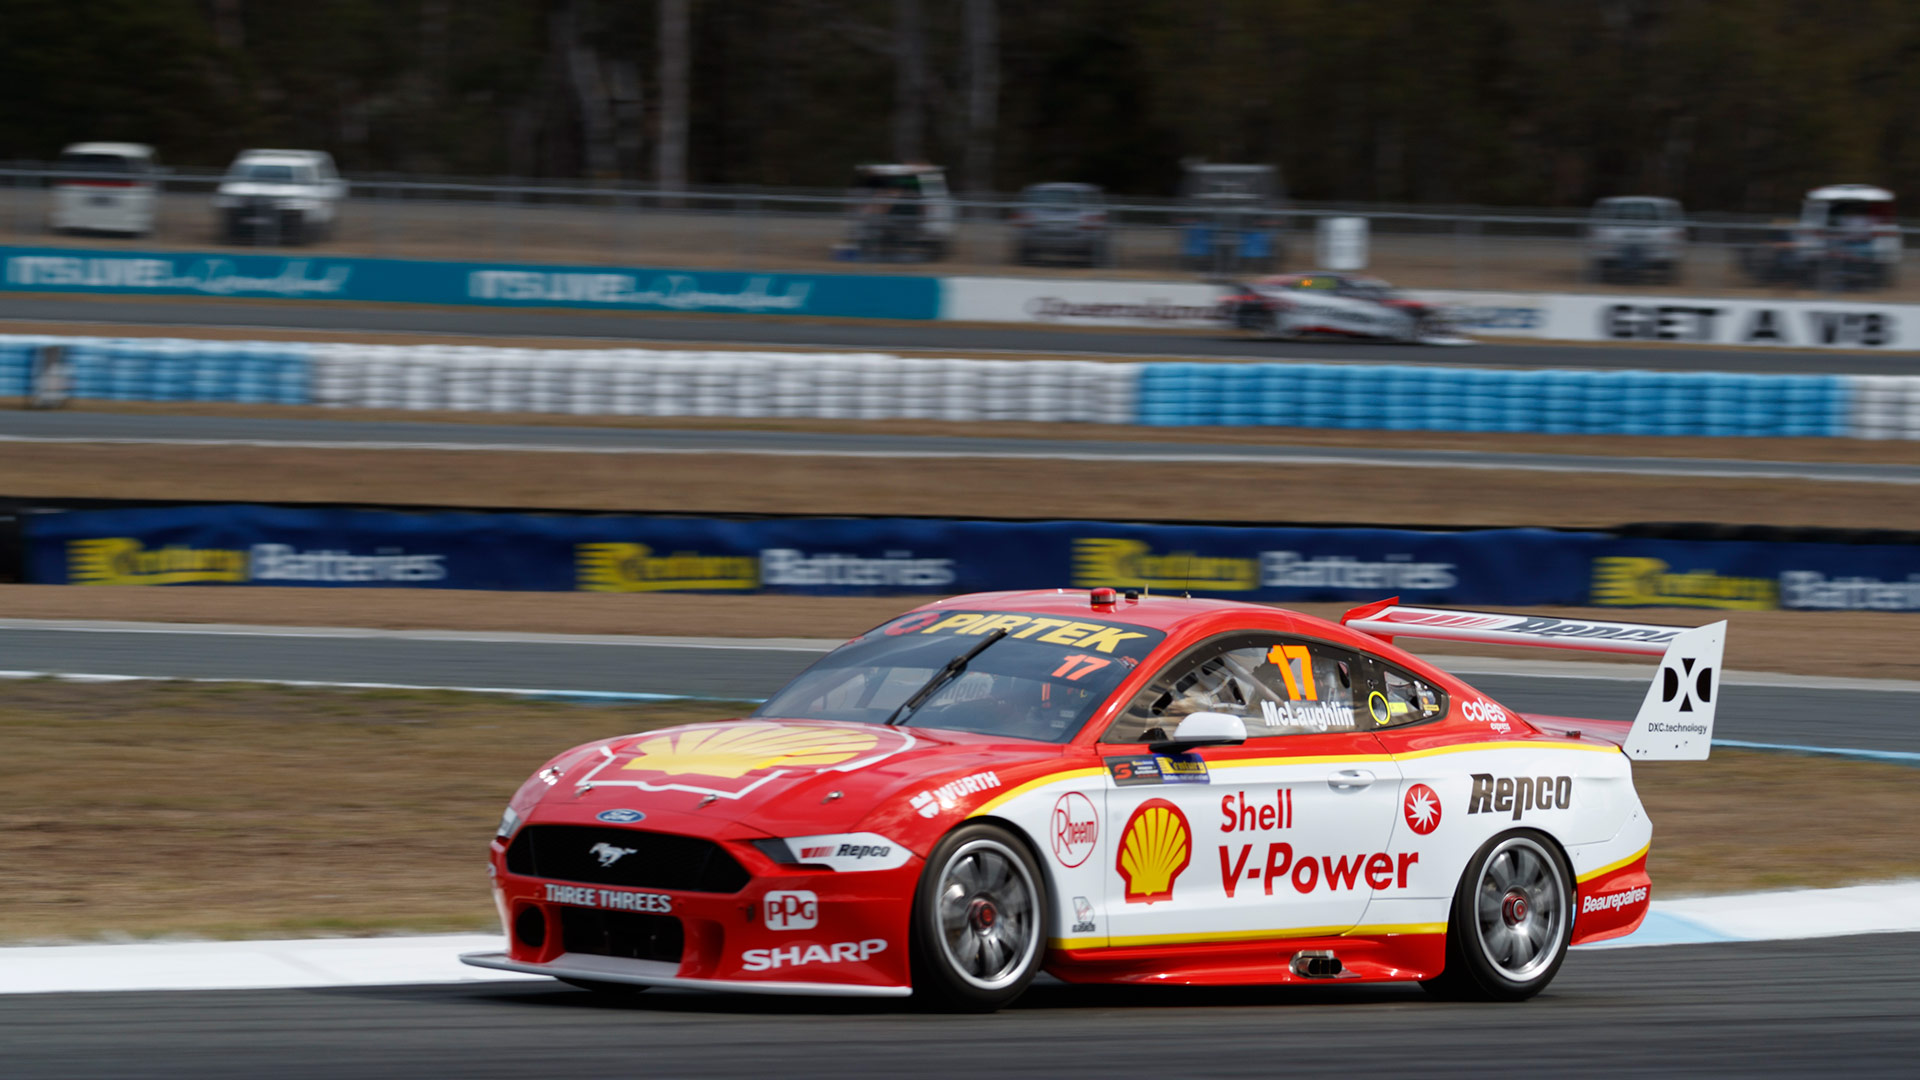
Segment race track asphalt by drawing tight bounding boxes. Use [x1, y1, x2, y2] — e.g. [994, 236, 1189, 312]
[2, 933, 1914, 1079]
[2, 624, 1912, 753]
[7, 410, 1919, 486]
[5, 293, 1920, 373]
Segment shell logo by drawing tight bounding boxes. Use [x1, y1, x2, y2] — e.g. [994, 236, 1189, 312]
[1115, 798, 1191, 904]
[621, 723, 881, 780]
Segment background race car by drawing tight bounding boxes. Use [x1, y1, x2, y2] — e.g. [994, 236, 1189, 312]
[1224, 273, 1469, 344]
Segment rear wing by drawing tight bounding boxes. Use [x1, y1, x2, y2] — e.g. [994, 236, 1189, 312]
[1342, 600, 1726, 761]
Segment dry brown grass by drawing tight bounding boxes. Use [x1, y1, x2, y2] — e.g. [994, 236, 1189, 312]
[5, 442, 1916, 531]
[1, 680, 1911, 943]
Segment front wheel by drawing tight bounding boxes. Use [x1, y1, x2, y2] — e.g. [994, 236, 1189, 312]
[1423, 831, 1573, 1001]
[909, 823, 1046, 1012]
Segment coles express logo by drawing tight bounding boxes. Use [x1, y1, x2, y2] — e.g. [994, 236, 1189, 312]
[1050, 792, 1099, 868]
[1460, 698, 1511, 733]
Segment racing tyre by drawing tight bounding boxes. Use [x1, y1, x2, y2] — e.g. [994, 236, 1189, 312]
[909, 822, 1047, 1012]
[1423, 830, 1573, 1001]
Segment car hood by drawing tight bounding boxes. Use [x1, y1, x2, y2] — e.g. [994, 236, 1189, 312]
[518, 718, 1071, 848]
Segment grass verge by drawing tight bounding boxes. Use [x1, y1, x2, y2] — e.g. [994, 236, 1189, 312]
[2, 680, 1911, 943]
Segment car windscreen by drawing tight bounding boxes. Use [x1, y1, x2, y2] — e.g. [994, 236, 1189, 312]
[1028, 187, 1092, 205]
[232, 163, 298, 183]
[753, 610, 1165, 743]
[57, 153, 136, 174]
[1598, 200, 1666, 222]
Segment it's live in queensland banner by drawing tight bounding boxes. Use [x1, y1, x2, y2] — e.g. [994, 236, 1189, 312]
[0, 245, 940, 320]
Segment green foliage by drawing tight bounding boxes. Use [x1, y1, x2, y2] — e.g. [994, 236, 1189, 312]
[2, 0, 1919, 210]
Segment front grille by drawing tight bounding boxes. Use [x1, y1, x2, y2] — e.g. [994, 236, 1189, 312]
[559, 907, 684, 963]
[506, 825, 750, 893]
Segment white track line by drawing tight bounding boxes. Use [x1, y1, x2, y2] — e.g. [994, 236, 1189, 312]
[1, 433, 1910, 483]
[0, 619, 838, 651]
[5, 619, 1915, 693]
[4, 882, 1916, 994]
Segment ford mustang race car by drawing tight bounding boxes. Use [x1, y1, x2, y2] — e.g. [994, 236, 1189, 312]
[1223, 272, 1468, 344]
[463, 590, 1723, 1010]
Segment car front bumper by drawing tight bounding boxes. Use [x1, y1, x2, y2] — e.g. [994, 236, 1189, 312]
[459, 949, 911, 996]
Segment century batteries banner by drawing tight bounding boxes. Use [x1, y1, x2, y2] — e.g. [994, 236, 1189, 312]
[25, 506, 1591, 603]
[27, 506, 1920, 609]
[0, 246, 940, 320]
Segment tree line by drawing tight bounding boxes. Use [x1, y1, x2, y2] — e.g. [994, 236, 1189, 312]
[1, 0, 1917, 213]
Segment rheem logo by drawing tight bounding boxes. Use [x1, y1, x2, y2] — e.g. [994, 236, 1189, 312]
[763, 890, 818, 930]
[1051, 792, 1099, 867]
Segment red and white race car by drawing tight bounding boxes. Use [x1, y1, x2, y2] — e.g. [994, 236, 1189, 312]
[1223, 272, 1468, 344]
[463, 590, 1722, 1009]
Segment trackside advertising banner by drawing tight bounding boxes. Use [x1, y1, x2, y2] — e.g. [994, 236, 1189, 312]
[0, 246, 940, 320]
[26, 507, 1919, 610]
[24, 506, 1589, 604]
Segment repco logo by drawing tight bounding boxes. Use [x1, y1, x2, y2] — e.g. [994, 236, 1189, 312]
[1050, 792, 1099, 868]
[1468, 774, 1572, 820]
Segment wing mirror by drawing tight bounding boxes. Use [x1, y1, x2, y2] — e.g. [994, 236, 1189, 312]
[1148, 711, 1248, 754]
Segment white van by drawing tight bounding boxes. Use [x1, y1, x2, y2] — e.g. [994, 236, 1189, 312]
[48, 143, 159, 237]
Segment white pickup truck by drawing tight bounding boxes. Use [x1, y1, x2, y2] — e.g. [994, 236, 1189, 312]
[211, 149, 346, 245]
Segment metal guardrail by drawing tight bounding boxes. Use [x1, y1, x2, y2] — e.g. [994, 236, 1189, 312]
[2, 165, 1914, 295]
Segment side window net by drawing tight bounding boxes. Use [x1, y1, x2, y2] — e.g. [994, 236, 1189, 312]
[1103, 636, 1360, 743]
[1368, 664, 1448, 728]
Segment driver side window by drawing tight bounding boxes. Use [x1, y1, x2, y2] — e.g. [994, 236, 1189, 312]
[1101, 634, 1361, 743]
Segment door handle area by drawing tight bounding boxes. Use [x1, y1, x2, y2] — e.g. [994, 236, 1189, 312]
[1327, 769, 1376, 791]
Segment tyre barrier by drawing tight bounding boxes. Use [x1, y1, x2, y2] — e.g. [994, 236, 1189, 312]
[0, 336, 309, 404]
[1136, 362, 1852, 437]
[3, 335, 1918, 439]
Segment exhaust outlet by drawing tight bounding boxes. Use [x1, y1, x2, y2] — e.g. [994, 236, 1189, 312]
[1290, 950, 1344, 978]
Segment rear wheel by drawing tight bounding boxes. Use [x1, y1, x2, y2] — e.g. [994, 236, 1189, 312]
[909, 823, 1046, 1012]
[1423, 831, 1572, 1001]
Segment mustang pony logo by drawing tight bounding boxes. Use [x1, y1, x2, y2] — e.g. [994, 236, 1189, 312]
[590, 842, 638, 868]
[1116, 799, 1191, 904]
[576, 722, 917, 800]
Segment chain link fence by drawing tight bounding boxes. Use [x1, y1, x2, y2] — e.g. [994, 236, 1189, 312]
[3, 164, 1914, 299]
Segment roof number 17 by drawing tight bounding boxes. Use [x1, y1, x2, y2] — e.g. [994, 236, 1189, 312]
[1051, 654, 1111, 681]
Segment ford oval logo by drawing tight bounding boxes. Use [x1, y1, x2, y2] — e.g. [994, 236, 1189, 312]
[596, 808, 646, 824]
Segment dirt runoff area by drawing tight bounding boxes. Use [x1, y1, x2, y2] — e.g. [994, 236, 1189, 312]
[7, 440, 1920, 532]
[2, 586, 1914, 681]
[1, 679, 1911, 943]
